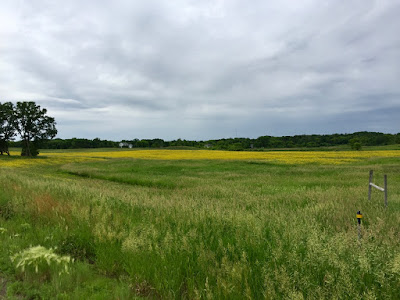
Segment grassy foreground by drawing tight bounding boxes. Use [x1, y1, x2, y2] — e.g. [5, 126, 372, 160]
[0, 149, 399, 299]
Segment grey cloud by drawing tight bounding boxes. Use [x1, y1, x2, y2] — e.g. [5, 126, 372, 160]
[1, 0, 399, 140]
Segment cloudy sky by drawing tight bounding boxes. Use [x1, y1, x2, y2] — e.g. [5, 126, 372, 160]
[1, 0, 399, 140]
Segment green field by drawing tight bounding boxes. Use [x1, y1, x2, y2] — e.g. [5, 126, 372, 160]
[0, 151, 399, 299]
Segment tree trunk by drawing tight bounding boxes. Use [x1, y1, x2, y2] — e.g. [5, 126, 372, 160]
[21, 138, 32, 156]
[0, 140, 8, 156]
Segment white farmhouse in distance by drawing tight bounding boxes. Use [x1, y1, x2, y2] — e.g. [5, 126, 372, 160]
[119, 142, 133, 148]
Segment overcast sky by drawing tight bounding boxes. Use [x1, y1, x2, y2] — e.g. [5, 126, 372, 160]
[1, 0, 399, 140]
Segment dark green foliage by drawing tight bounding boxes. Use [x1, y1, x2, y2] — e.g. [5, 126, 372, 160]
[1, 101, 57, 156]
[59, 224, 96, 263]
[35, 137, 119, 149]
[0, 139, 9, 156]
[228, 142, 244, 151]
[352, 142, 362, 150]
[350, 138, 363, 150]
[21, 141, 39, 156]
[14, 102, 57, 157]
[0, 102, 18, 155]
[14, 131, 400, 151]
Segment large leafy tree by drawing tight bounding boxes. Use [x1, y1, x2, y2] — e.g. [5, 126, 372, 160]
[0, 102, 18, 155]
[15, 101, 57, 156]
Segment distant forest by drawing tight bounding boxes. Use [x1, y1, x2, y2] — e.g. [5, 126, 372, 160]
[8, 131, 400, 151]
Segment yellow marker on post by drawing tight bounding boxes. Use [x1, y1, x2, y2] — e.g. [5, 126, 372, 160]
[356, 211, 362, 225]
[357, 211, 362, 245]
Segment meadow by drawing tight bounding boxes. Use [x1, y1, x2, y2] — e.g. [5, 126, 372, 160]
[0, 148, 399, 299]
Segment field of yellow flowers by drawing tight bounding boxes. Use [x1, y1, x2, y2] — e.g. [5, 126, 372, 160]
[2, 148, 400, 167]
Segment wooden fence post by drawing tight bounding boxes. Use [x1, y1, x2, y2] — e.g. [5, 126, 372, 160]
[368, 170, 373, 201]
[384, 175, 388, 208]
[369, 170, 388, 207]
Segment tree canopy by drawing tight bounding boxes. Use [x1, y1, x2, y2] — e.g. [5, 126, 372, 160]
[0, 101, 57, 156]
[0, 102, 18, 155]
[12, 131, 397, 151]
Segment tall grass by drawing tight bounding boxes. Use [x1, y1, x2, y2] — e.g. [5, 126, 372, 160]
[0, 152, 399, 298]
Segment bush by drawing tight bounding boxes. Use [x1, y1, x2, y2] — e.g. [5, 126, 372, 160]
[351, 142, 362, 150]
[59, 228, 96, 264]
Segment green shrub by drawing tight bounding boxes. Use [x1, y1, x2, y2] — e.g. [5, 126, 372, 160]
[352, 142, 362, 150]
[59, 228, 96, 263]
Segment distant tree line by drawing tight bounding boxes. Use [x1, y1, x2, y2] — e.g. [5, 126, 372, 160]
[8, 131, 400, 151]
